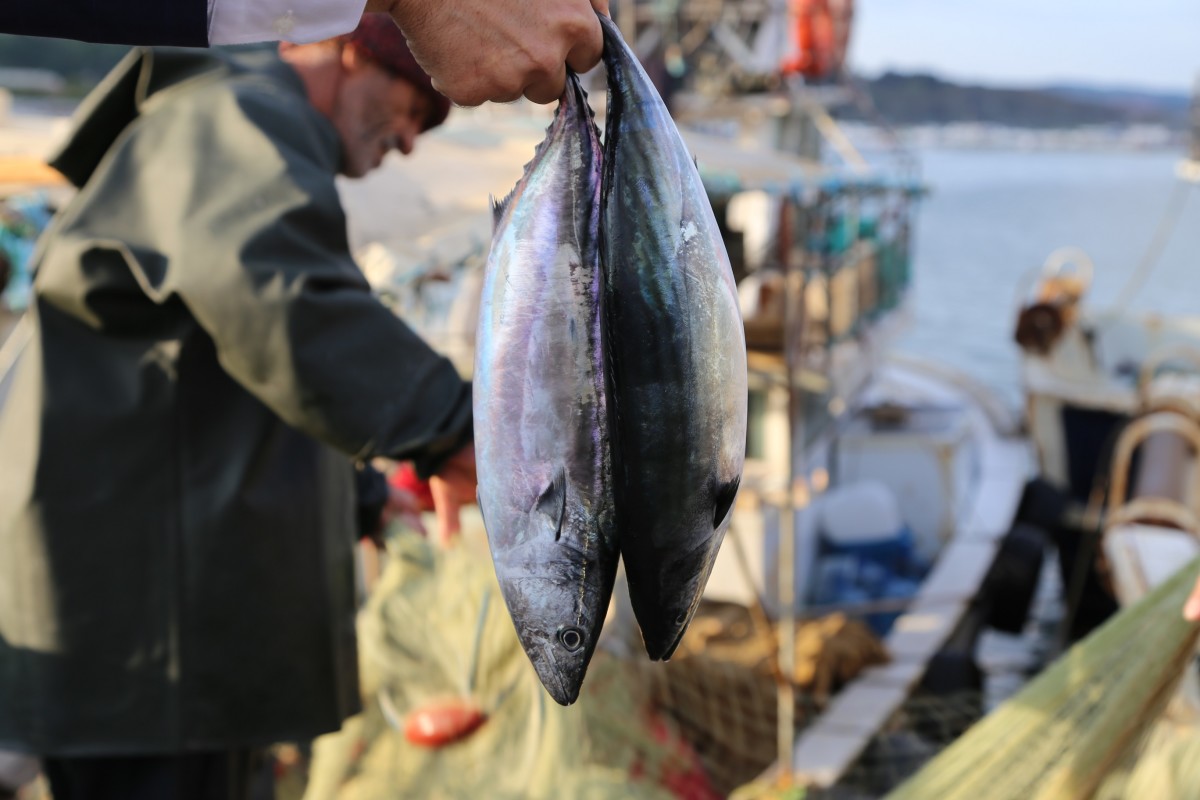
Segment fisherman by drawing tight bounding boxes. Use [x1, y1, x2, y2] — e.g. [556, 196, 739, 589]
[0, 0, 608, 108]
[0, 12, 579, 799]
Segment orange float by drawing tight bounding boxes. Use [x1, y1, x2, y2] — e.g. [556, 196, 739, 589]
[781, 0, 854, 80]
[403, 697, 488, 747]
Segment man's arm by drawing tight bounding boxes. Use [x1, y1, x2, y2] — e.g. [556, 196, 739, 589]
[0, 0, 610, 107]
[370, 0, 610, 106]
[215, 0, 612, 103]
[88, 83, 475, 477]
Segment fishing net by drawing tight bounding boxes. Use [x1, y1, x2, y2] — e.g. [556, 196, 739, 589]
[1093, 718, 1200, 799]
[881, 556, 1200, 800]
[626, 605, 888, 796]
[302, 531, 676, 800]
[299, 529, 890, 800]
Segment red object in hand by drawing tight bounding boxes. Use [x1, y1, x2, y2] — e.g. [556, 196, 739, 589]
[390, 462, 435, 511]
[403, 698, 487, 747]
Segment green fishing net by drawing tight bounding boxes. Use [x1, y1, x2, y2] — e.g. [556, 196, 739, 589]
[885, 557, 1200, 800]
[303, 531, 680, 800]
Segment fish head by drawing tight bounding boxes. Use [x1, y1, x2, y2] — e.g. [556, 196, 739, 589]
[483, 471, 616, 706]
[632, 473, 742, 661]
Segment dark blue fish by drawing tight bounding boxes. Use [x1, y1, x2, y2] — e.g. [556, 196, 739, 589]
[599, 14, 748, 661]
[473, 73, 617, 705]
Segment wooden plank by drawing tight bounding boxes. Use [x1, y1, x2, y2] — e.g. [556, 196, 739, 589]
[885, 605, 963, 661]
[961, 438, 1029, 541]
[819, 683, 910, 735]
[915, 539, 998, 603]
[792, 724, 873, 788]
[855, 659, 927, 690]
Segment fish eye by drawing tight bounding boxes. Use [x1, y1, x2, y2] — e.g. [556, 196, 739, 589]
[675, 611, 688, 625]
[558, 627, 585, 652]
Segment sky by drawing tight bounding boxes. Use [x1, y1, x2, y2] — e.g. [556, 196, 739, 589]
[850, 1, 1200, 93]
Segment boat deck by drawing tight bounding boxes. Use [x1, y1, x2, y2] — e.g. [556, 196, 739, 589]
[788, 432, 1031, 786]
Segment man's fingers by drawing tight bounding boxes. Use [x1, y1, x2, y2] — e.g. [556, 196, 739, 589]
[383, 487, 428, 536]
[429, 477, 463, 547]
[524, 62, 569, 105]
[395, 0, 608, 107]
[365, 0, 399, 13]
[401, 510, 428, 537]
[563, 13, 604, 77]
[433, 77, 518, 109]
[387, 486, 422, 515]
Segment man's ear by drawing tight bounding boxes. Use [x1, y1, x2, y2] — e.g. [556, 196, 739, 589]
[341, 43, 370, 74]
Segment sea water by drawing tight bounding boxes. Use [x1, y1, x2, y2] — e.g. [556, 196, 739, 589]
[896, 146, 1200, 411]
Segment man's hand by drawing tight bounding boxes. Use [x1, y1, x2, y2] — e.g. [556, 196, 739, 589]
[429, 444, 478, 546]
[365, 0, 611, 106]
[381, 484, 428, 538]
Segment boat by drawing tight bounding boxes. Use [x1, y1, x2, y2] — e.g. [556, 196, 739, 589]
[1009, 81, 1200, 740]
[0, 14, 1049, 797]
[326, 6, 1044, 796]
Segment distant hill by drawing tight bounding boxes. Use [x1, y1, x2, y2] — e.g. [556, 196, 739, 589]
[1044, 83, 1192, 123]
[844, 72, 1192, 129]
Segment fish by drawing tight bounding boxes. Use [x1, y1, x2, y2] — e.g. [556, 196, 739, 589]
[472, 71, 618, 705]
[598, 14, 748, 661]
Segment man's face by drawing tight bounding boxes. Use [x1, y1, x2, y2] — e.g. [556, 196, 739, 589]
[332, 50, 432, 178]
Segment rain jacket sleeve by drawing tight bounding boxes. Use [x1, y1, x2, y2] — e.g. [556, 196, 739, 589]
[49, 57, 472, 478]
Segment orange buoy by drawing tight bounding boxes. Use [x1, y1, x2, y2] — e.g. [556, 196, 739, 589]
[403, 697, 487, 747]
[781, 0, 854, 80]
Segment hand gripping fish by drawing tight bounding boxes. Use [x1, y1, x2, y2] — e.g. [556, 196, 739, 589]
[598, 14, 749, 661]
[473, 72, 618, 705]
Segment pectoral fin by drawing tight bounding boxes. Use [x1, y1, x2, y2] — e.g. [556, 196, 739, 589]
[535, 468, 569, 541]
[712, 474, 741, 529]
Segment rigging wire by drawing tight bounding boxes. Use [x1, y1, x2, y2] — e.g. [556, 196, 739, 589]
[1113, 178, 1194, 311]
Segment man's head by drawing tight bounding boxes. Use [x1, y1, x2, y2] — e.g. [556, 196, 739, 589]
[281, 14, 451, 177]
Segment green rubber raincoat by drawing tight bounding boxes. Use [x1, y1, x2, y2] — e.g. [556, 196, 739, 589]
[0, 48, 472, 755]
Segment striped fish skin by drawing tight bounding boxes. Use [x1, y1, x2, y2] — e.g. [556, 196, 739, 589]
[472, 73, 616, 706]
[598, 14, 748, 661]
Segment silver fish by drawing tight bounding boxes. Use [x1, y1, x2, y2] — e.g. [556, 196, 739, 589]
[473, 72, 617, 705]
[598, 14, 748, 661]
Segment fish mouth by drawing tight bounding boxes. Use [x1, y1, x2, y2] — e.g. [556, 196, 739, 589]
[647, 619, 689, 662]
[535, 639, 581, 706]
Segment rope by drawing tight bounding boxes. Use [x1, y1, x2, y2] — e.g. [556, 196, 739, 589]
[1113, 179, 1194, 311]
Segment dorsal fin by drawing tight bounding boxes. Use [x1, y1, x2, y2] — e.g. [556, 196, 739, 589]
[490, 191, 514, 232]
[491, 71, 597, 234]
[569, 70, 604, 147]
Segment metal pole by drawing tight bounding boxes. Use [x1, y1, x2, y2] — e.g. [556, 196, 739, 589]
[776, 475, 796, 781]
[776, 190, 814, 785]
[1190, 73, 1200, 163]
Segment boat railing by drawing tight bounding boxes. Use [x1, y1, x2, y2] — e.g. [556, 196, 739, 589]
[1106, 410, 1200, 534]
